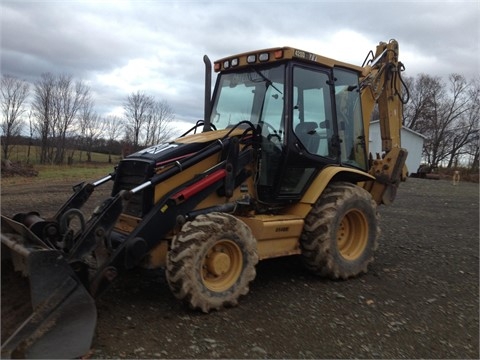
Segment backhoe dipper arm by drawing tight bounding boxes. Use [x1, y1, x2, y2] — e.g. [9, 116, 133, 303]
[360, 39, 408, 205]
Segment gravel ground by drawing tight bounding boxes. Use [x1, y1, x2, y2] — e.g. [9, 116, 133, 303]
[1, 176, 479, 359]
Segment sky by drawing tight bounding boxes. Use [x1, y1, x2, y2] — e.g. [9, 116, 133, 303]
[1, 0, 479, 135]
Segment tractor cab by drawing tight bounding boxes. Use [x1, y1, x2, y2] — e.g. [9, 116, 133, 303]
[207, 48, 368, 203]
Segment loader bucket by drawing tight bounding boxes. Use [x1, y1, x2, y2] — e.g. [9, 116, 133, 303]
[1, 216, 97, 359]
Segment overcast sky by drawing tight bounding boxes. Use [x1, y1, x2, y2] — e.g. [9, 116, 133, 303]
[1, 0, 479, 134]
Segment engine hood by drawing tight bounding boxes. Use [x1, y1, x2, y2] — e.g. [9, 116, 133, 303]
[125, 128, 244, 165]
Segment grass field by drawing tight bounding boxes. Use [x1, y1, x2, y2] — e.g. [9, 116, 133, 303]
[2, 144, 122, 165]
[1, 163, 116, 186]
[1, 144, 120, 185]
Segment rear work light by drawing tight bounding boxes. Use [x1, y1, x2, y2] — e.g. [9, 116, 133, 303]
[247, 54, 256, 64]
[259, 53, 269, 62]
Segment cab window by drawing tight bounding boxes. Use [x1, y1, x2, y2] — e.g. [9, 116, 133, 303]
[292, 66, 334, 158]
[333, 68, 367, 170]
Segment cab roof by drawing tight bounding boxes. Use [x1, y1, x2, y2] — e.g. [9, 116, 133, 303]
[214, 46, 365, 74]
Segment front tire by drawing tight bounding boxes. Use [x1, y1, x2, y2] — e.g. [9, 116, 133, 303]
[301, 182, 379, 279]
[166, 213, 258, 312]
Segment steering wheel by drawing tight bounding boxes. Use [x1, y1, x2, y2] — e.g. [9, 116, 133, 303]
[261, 121, 282, 143]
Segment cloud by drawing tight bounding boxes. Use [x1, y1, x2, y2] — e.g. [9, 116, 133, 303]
[1, 0, 479, 127]
[2, 1, 155, 78]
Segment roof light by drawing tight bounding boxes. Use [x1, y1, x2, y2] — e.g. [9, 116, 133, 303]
[259, 53, 269, 62]
[223, 60, 230, 69]
[274, 50, 284, 59]
[231, 58, 239, 67]
[247, 54, 256, 64]
[214, 62, 221, 71]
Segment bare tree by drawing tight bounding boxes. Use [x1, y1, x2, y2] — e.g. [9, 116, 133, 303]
[32, 73, 92, 164]
[32, 73, 56, 164]
[444, 77, 479, 167]
[466, 131, 479, 171]
[26, 110, 35, 164]
[80, 104, 104, 162]
[104, 115, 124, 163]
[404, 73, 479, 168]
[145, 99, 175, 146]
[51, 75, 90, 164]
[1, 74, 29, 160]
[123, 91, 154, 149]
[403, 75, 439, 131]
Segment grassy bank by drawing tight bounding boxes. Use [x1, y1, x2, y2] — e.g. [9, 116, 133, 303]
[1, 163, 115, 186]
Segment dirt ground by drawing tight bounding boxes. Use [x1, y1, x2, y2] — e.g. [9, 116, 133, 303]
[1, 176, 478, 359]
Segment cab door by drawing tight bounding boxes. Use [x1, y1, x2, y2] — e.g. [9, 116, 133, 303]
[271, 65, 337, 202]
[256, 65, 368, 204]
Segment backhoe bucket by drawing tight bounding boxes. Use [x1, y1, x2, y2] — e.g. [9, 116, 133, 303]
[1, 216, 97, 359]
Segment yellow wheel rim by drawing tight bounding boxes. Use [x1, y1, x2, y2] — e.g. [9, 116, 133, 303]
[337, 209, 368, 260]
[202, 240, 243, 292]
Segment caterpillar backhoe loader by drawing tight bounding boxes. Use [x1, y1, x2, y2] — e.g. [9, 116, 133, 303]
[1, 39, 408, 358]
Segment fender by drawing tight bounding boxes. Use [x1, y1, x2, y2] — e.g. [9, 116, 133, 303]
[287, 166, 375, 218]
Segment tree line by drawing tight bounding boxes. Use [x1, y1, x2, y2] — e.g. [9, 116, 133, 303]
[403, 74, 479, 171]
[1, 73, 175, 164]
[1, 71, 479, 170]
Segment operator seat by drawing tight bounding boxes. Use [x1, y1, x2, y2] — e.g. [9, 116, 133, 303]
[295, 122, 321, 154]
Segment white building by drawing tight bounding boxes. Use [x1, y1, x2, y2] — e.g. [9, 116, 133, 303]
[369, 120, 426, 175]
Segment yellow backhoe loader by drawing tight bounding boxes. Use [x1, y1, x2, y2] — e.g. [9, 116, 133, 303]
[1, 39, 408, 358]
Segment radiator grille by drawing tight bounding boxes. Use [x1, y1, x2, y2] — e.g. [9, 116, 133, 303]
[112, 159, 154, 217]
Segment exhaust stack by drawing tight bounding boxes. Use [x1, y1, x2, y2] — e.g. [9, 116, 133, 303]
[203, 55, 212, 132]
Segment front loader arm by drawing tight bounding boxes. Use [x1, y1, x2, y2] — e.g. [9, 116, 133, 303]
[1, 131, 254, 358]
[53, 173, 114, 223]
[88, 137, 255, 297]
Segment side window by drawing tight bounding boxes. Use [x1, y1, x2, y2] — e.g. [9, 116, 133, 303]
[292, 67, 334, 158]
[333, 68, 367, 170]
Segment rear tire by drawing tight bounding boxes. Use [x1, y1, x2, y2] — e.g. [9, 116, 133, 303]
[166, 213, 258, 312]
[301, 182, 379, 279]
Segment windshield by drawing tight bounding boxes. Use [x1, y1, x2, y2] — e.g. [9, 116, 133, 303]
[210, 65, 285, 139]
